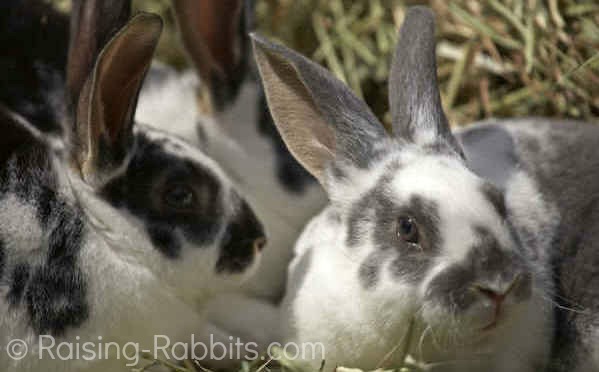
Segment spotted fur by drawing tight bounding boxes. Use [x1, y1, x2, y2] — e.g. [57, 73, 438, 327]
[254, 7, 554, 371]
[134, 0, 326, 356]
[0, 4, 266, 370]
[135, 2, 326, 303]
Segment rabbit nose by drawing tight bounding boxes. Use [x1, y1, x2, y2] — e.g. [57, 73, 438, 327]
[253, 237, 267, 252]
[475, 286, 508, 306]
[475, 273, 521, 303]
[475, 275, 521, 329]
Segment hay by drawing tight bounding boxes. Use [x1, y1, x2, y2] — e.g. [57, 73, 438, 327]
[256, 0, 599, 126]
[47, 0, 599, 125]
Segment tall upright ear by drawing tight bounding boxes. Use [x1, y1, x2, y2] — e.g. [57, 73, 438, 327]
[74, 13, 163, 187]
[172, 0, 251, 111]
[251, 34, 388, 186]
[67, 0, 132, 108]
[0, 104, 48, 165]
[389, 6, 463, 157]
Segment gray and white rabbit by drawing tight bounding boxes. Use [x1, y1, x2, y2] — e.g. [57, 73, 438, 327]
[0, 7, 265, 372]
[135, 0, 327, 302]
[252, 7, 558, 371]
[457, 121, 599, 370]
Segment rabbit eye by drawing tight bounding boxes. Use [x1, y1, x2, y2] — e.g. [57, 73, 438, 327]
[396, 216, 419, 244]
[163, 184, 195, 210]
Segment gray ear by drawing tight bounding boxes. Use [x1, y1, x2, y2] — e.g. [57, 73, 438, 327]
[73, 13, 163, 187]
[67, 0, 132, 108]
[389, 6, 463, 156]
[251, 33, 388, 186]
[173, 0, 252, 111]
[0, 103, 48, 165]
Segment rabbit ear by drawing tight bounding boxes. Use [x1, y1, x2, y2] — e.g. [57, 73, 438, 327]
[67, 0, 131, 108]
[73, 13, 163, 187]
[389, 6, 463, 156]
[172, 0, 251, 110]
[251, 33, 388, 186]
[0, 103, 48, 164]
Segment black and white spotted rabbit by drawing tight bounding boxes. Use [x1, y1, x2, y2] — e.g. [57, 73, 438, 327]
[0, 3, 265, 371]
[135, 0, 327, 302]
[251, 7, 571, 372]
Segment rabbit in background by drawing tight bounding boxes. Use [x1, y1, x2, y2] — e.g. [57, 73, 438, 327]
[135, 0, 327, 303]
[249, 5, 598, 371]
[0, 1, 267, 370]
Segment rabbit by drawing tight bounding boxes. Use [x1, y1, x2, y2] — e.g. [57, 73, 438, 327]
[135, 0, 327, 302]
[456, 117, 599, 372]
[251, 7, 557, 372]
[0, 9, 266, 372]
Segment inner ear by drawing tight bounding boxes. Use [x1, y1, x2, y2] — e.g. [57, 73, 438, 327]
[92, 30, 155, 142]
[258, 50, 336, 181]
[78, 13, 162, 185]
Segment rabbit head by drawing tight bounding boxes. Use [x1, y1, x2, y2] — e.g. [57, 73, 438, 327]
[253, 7, 551, 369]
[65, 3, 266, 301]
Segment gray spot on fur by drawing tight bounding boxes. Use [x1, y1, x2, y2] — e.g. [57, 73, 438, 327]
[481, 183, 507, 220]
[359, 251, 386, 289]
[284, 248, 312, 303]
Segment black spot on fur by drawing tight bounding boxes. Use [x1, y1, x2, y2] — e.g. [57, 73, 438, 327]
[256, 92, 316, 193]
[2, 144, 89, 336]
[101, 130, 224, 258]
[7, 264, 30, 306]
[25, 266, 88, 336]
[216, 200, 264, 273]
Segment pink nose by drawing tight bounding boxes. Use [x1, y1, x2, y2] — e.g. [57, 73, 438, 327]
[476, 286, 507, 307]
[475, 278, 519, 330]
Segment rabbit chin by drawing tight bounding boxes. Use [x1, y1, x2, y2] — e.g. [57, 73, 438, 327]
[415, 296, 543, 365]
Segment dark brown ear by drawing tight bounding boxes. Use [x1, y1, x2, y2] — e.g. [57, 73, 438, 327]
[74, 13, 163, 187]
[0, 103, 47, 165]
[67, 0, 132, 108]
[172, 0, 251, 110]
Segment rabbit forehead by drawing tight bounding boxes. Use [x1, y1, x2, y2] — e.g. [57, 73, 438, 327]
[134, 124, 231, 180]
[392, 155, 509, 247]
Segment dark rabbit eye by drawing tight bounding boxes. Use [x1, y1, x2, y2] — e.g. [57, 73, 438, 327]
[396, 216, 419, 244]
[163, 184, 195, 210]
